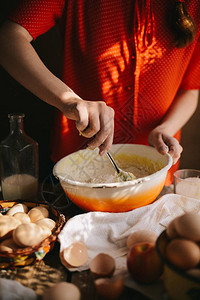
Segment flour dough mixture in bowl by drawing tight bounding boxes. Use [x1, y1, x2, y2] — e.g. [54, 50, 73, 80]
[53, 144, 172, 212]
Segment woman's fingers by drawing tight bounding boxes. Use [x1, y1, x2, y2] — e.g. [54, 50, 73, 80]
[167, 140, 183, 164]
[74, 100, 114, 154]
[80, 110, 101, 138]
[75, 102, 90, 132]
[88, 113, 114, 156]
[153, 133, 169, 154]
[98, 133, 114, 156]
[148, 130, 183, 165]
[87, 104, 114, 155]
[160, 135, 183, 164]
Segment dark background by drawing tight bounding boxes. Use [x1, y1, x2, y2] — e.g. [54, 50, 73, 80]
[0, 1, 63, 182]
[0, 1, 200, 183]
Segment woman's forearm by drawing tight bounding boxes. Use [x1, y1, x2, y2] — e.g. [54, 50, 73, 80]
[0, 21, 80, 113]
[157, 89, 199, 135]
[0, 21, 115, 155]
[148, 89, 198, 163]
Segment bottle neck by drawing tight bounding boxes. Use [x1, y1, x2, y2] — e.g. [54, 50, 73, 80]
[9, 113, 25, 134]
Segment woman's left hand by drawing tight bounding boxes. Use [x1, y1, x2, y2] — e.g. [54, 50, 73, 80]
[148, 128, 183, 165]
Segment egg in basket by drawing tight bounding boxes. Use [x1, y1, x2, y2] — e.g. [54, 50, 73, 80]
[0, 200, 65, 269]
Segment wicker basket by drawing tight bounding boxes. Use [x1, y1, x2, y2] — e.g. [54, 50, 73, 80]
[0, 199, 65, 269]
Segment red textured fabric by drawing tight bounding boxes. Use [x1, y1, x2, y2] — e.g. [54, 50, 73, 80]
[9, 0, 200, 185]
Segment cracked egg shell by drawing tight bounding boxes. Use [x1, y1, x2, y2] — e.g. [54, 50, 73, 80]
[89, 253, 115, 278]
[61, 242, 88, 267]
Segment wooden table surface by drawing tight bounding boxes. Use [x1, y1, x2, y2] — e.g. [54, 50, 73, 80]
[0, 183, 173, 300]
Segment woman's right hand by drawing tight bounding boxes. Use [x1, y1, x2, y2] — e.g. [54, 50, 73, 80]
[62, 97, 115, 156]
[0, 21, 115, 156]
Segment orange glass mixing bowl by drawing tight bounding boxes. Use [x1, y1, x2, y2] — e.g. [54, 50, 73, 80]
[53, 144, 172, 212]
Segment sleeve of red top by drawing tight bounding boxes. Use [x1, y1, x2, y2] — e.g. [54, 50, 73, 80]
[181, 36, 200, 90]
[8, 0, 65, 40]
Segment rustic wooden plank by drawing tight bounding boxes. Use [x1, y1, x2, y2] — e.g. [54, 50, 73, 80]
[0, 242, 68, 296]
[71, 270, 150, 300]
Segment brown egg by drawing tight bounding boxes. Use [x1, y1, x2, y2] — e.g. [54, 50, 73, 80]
[36, 218, 56, 231]
[173, 213, 200, 241]
[0, 215, 21, 239]
[13, 212, 30, 224]
[13, 223, 44, 247]
[166, 219, 179, 239]
[94, 276, 124, 300]
[7, 203, 28, 216]
[0, 238, 20, 252]
[126, 230, 157, 249]
[89, 253, 115, 278]
[28, 206, 49, 222]
[61, 242, 88, 267]
[43, 282, 81, 300]
[166, 238, 200, 270]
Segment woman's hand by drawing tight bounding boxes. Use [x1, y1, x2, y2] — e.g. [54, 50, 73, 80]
[147, 89, 199, 165]
[62, 97, 115, 156]
[148, 127, 183, 165]
[0, 21, 115, 156]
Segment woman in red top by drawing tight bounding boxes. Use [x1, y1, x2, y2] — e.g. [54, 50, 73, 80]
[0, 0, 199, 184]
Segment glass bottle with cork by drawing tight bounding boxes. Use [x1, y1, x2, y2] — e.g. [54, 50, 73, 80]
[0, 113, 39, 201]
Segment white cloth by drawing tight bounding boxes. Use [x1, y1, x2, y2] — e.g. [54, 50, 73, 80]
[0, 279, 37, 300]
[58, 193, 200, 299]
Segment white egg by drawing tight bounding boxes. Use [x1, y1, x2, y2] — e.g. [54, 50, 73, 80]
[28, 206, 49, 222]
[7, 203, 28, 216]
[0, 238, 19, 252]
[0, 215, 21, 239]
[36, 218, 56, 231]
[13, 223, 44, 247]
[13, 212, 30, 224]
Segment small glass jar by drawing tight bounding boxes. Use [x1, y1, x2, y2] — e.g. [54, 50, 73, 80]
[0, 113, 39, 200]
[173, 169, 200, 199]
